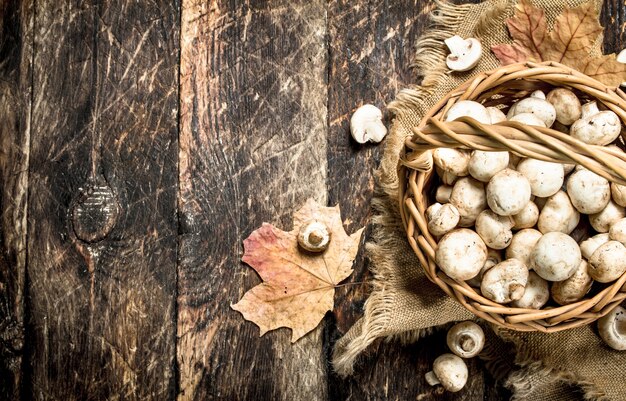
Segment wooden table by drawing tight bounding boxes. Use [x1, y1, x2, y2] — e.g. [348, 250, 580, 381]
[1, 0, 624, 400]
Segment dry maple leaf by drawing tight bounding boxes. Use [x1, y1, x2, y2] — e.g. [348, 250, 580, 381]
[231, 199, 364, 342]
[491, 0, 626, 86]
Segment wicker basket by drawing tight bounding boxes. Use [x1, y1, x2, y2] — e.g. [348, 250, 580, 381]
[399, 61, 626, 332]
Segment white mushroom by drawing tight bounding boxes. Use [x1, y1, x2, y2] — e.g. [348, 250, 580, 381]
[511, 271, 549, 309]
[611, 182, 626, 207]
[508, 113, 547, 127]
[570, 101, 621, 146]
[481, 259, 529, 303]
[546, 88, 582, 125]
[468, 150, 509, 182]
[580, 233, 610, 260]
[446, 321, 485, 358]
[475, 210, 514, 249]
[609, 218, 626, 247]
[435, 229, 488, 281]
[297, 221, 331, 252]
[516, 158, 564, 197]
[487, 107, 507, 124]
[449, 177, 487, 227]
[445, 35, 482, 72]
[436, 185, 453, 203]
[466, 249, 502, 288]
[506, 229, 542, 267]
[537, 190, 579, 234]
[566, 168, 610, 214]
[507, 91, 556, 127]
[486, 169, 532, 216]
[350, 104, 387, 144]
[590, 200, 626, 233]
[551, 260, 593, 305]
[425, 354, 468, 392]
[426, 203, 460, 236]
[433, 148, 471, 186]
[445, 100, 491, 124]
[512, 201, 539, 229]
[588, 241, 626, 283]
[530, 232, 581, 282]
[597, 305, 626, 351]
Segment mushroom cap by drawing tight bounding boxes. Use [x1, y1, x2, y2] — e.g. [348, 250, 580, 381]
[475, 210, 514, 249]
[506, 229, 542, 267]
[426, 203, 461, 236]
[580, 233, 610, 260]
[530, 232, 581, 282]
[598, 305, 626, 351]
[537, 190, 580, 235]
[611, 182, 626, 208]
[507, 96, 556, 127]
[450, 177, 487, 226]
[546, 88, 582, 125]
[445, 36, 482, 72]
[512, 201, 539, 229]
[589, 200, 626, 233]
[297, 221, 331, 252]
[516, 158, 564, 197]
[444, 100, 491, 124]
[588, 241, 626, 283]
[436, 229, 488, 281]
[486, 169, 532, 216]
[433, 148, 470, 178]
[468, 150, 509, 182]
[436, 185, 453, 203]
[350, 104, 387, 144]
[508, 112, 547, 127]
[486, 107, 507, 124]
[570, 102, 621, 146]
[566, 169, 610, 214]
[511, 271, 549, 309]
[481, 258, 529, 303]
[609, 218, 626, 247]
[551, 260, 593, 305]
[431, 354, 469, 392]
[446, 321, 485, 358]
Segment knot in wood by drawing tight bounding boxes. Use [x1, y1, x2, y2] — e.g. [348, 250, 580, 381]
[71, 178, 120, 243]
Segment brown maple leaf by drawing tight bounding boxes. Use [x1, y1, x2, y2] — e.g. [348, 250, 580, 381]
[491, 0, 626, 87]
[231, 199, 364, 342]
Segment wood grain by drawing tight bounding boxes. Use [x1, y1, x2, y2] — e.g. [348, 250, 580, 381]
[177, 1, 329, 400]
[25, 0, 179, 399]
[0, 1, 33, 398]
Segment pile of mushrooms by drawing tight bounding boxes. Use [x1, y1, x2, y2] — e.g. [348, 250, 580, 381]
[426, 88, 626, 354]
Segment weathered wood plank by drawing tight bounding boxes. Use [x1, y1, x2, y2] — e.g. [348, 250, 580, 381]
[0, 1, 33, 398]
[26, 1, 180, 399]
[177, 1, 329, 400]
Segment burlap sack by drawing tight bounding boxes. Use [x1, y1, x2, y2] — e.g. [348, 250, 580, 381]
[332, 1, 626, 400]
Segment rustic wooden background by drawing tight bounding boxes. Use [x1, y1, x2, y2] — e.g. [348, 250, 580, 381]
[0, 0, 625, 400]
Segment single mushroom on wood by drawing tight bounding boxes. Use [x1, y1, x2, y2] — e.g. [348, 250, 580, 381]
[350, 104, 387, 144]
[446, 321, 485, 358]
[425, 354, 468, 392]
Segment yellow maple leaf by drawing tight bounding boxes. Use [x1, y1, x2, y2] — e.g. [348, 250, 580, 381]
[491, 0, 626, 87]
[231, 199, 364, 342]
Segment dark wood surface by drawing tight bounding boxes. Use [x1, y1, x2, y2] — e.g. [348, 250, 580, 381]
[0, 0, 624, 400]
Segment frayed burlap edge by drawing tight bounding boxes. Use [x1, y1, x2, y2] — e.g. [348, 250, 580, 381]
[332, 0, 510, 377]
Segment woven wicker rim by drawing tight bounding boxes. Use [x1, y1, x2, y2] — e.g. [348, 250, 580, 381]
[399, 61, 626, 333]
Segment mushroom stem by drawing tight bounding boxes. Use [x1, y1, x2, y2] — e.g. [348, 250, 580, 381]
[425, 371, 440, 386]
[459, 335, 476, 353]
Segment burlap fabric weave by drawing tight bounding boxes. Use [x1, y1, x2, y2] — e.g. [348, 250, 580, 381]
[332, 1, 626, 399]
